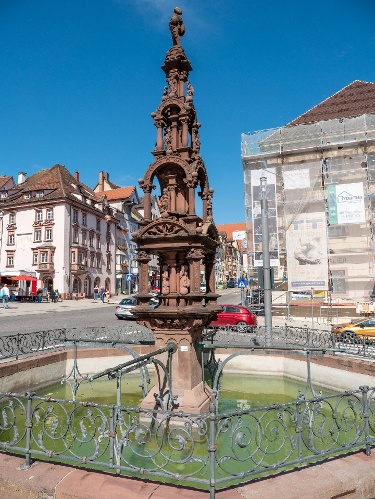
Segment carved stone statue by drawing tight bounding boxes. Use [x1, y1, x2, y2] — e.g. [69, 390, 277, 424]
[159, 189, 170, 213]
[179, 265, 190, 295]
[186, 82, 194, 103]
[162, 86, 169, 101]
[164, 128, 173, 152]
[169, 7, 185, 46]
[168, 76, 178, 98]
[161, 265, 170, 294]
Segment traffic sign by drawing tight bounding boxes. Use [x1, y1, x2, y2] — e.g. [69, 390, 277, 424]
[126, 274, 133, 281]
[238, 278, 247, 289]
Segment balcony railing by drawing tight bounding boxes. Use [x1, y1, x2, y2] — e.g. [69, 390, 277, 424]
[38, 263, 54, 272]
[70, 263, 86, 273]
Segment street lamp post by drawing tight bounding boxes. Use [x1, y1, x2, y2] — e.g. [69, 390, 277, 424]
[260, 176, 272, 347]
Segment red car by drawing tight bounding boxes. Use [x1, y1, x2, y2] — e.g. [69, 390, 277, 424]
[209, 304, 257, 333]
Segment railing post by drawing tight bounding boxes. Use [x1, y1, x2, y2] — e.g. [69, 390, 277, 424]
[360, 385, 371, 457]
[209, 395, 217, 499]
[296, 397, 304, 461]
[16, 332, 21, 361]
[19, 392, 34, 470]
[109, 405, 116, 469]
[306, 325, 311, 347]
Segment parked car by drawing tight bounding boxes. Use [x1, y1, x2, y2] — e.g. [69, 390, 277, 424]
[208, 304, 257, 333]
[115, 297, 137, 320]
[200, 283, 206, 293]
[332, 318, 375, 340]
[115, 297, 159, 320]
[227, 280, 236, 288]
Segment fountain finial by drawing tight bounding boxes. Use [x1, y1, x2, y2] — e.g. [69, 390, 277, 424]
[169, 7, 185, 46]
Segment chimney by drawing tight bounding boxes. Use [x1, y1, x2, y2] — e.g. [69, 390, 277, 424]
[74, 171, 79, 182]
[99, 171, 109, 191]
[18, 172, 27, 185]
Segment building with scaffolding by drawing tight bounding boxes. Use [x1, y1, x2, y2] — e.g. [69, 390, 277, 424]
[242, 80, 375, 303]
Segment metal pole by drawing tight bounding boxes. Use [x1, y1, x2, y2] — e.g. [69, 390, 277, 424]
[241, 253, 245, 307]
[311, 287, 314, 330]
[260, 176, 272, 347]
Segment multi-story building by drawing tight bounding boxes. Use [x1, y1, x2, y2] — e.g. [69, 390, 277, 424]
[0, 165, 116, 298]
[93, 171, 141, 294]
[242, 80, 375, 302]
[216, 223, 248, 285]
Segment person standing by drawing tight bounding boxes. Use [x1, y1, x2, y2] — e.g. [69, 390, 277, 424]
[100, 286, 105, 303]
[105, 289, 110, 304]
[0, 283, 10, 309]
[93, 284, 99, 300]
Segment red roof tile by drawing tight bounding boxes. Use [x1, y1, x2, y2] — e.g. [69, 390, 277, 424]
[0, 176, 12, 190]
[289, 80, 375, 125]
[3, 164, 100, 207]
[96, 187, 135, 201]
[216, 222, 246, 240]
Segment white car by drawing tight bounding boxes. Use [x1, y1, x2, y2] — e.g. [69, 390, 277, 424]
[115, 297, 137, 320]
[115, 296, 159, 320]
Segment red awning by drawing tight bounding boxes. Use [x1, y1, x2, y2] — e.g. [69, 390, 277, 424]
[9, 276, 38, 281]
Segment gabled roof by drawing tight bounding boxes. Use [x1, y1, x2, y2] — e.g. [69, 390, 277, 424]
[3, 164, 100, 208]
[95, 186, 135, 201]
[289, 80, 375, 125]
[0, 176, 13, 190]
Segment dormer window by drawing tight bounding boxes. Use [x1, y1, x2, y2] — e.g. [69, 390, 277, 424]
[24, 193, 31, 199]
[36, 191, 44, 198]
[1, 192, 7, 198]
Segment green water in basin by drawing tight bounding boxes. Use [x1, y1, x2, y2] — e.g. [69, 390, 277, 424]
[36, 373, 319, 409]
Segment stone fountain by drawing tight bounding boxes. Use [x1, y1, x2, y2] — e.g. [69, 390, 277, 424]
[132, 7, 221, 414]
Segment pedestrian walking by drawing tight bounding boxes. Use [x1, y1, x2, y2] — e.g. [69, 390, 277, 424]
[100, 286, 105, 303]
[105, 289, 110, 304]
[0, 283, 10, 309]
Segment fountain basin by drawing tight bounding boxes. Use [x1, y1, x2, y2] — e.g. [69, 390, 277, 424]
[1, 347, 374, 394]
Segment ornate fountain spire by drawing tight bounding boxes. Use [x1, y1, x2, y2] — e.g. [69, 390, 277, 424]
[133, 9, 220, 414]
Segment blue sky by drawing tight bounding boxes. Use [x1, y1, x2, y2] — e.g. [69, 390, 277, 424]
[1, 0, 375, 225]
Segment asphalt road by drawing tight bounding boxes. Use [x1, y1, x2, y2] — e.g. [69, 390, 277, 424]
[1, 289, 241, 335]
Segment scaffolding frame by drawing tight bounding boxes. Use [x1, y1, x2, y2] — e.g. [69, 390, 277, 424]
[242, 113, 375, 303]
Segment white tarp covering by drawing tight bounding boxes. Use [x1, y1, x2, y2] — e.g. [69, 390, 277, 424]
[286, 212, 329, 290]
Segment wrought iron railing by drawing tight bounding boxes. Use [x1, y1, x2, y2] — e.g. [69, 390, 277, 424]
[0, 325, 154, 361]
[204, 324, 375, 358]
[1, 376, 375, 497]
[2, 324, 375, 362]
[3, 326, 375, 496]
